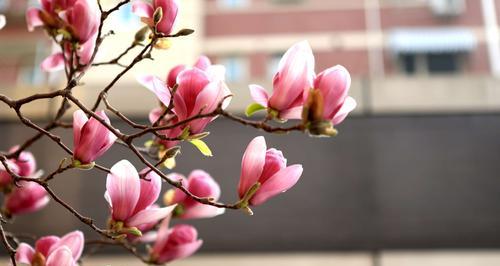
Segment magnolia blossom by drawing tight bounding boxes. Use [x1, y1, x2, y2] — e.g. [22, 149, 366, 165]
[72, 110, 117, 165]
[164, 170, 224, 219]
[139, 56, 230, 134]
[0, 14, 6, 30]
[9, 146, 36, 177]
[16, 230, 84, 266]
[4, 181, 49, 216]
[310, 65, 356, 125]
[26, 0, 100, 72]
[173, 68, 231, 134]
[150, 217, 202, 264]
[250, 41, 315, 120]
[238, 136, 303, 206]
[0, 160, 19, 187]
[132, 0, 180, 35]
[105, 160, 176, 234]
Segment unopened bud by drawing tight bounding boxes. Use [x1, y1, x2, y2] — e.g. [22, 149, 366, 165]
[153, 7, 163, 26]
[302, 89, 324, 124]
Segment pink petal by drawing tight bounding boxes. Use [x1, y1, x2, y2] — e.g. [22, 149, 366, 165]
[15, 243, 35, 264]
[74, 110, 116, 163]
[269, 40, 315, 111]
[157, 240, 203, 263]
[249, 84, 269, 108]
[153, 0, 179, 35]
[26, 8, 43, 31]
[250, 164, 303, 206]
[132, 1, 154, 18]
[165, 173, 188, 204]
[50, 231, 84, 261]
[78, 34, 97, 66]
[259, 148, 286, 184]
[5, 182, 49, 215]
[152, 215, 171, 256]
[11, 147, 36, 177]
[66, 0, 99, 43]
[72, 110, 88, 149]
[181, 205, 225, 219]
[134, 169, 162, 214]
[314, 65, 351, 119]
[167, 65, 186, 88]
[238, 136, 267, 198]
[106, 160, 141, 221]
[173, 93, 188, 121]
[41, 53, 65, 72]
[35, 236, 59, 257]
[176, 68, 211, 115]
[332, 96, 356, 125]
[127, 205, 176, 227]
[188, 170, 221, 200]
[279, 106, 303, 120]
[137, 75, 171, 106]
[194, 56, 211, 70]
[46, 246, 73, 266]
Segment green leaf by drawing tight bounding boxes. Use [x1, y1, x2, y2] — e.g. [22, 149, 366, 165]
[189, 139, 213, 157]
[187, 132, 210, 140]
[245, 103, 266, 117]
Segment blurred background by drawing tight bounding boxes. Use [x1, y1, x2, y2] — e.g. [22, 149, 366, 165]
[2, 0, 500, 265]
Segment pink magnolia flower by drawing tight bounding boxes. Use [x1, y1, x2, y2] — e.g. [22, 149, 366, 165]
[150, 217, 202, 264]
[9, 146, 36, 177]
[72, 110, 117, 165]
[105, 160, 176, 233]
[132, 0, 180, 35]
[238, 136, 303, 206]
[0, 160, 19, 187]
[27, 0, 98, 42]
[173, 68, 231, 134]
[250, 41, 315, 120]
[4, 181, 49, 216]
[27, 0, 99, 72]
[164, 170, 224, 219]
[311, 65, 356, 125]
[16, 230, 84, 266]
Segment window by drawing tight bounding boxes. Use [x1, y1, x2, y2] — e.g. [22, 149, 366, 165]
[219, 56, 249, 83]
[216, 0, 250, 9]
[270, 0, 305, 5]
[0, 0, 10, 11]
[398, 52, 463, 75]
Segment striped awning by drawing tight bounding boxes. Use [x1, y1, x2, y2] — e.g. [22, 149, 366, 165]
[388, 28, 477, 54]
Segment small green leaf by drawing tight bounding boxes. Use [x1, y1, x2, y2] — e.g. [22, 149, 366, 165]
[187, 132, 210, 140]
[245, 103, 266, 117]
[189, 139, 213, 157]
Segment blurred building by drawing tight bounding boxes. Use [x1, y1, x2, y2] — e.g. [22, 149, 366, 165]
[206, 0, 500, 113]
[2, 0, 500, 116]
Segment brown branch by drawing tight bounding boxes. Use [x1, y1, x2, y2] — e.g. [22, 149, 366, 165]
[0, 214, 16, 266]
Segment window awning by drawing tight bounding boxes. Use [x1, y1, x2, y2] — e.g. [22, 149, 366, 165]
[388, 28, 477, 54]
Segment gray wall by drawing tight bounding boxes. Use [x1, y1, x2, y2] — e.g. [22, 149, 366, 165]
[2, 114, 500, 252]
